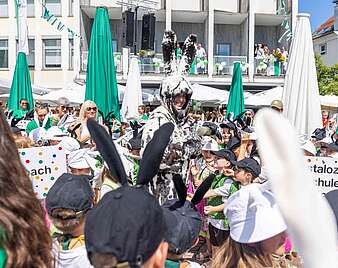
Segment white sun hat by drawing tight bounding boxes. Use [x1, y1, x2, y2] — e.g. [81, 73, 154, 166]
[45, 126, 67, 141]
[224, 184, 287, 243]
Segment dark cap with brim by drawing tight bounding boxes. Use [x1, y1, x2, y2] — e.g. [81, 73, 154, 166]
[327, 142, 338, 152]
[234, 158, 261, 178]
[311, 128, 326, 141]
[220, 121, 237, 131]
[46, 173, 94, 214]
[211, 149, 236, 165]
[325, 190, 338, 229]
[162, 200, 201, 255]
[85, 186, 167, 267]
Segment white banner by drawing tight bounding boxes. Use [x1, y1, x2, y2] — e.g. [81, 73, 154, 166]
[306, 156, 338, 195]
[19, 145, 67, 199]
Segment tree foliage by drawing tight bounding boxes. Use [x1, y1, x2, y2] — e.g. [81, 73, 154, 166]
[315, 54, 338, 95]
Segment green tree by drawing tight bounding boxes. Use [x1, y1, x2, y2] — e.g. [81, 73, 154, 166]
[315, 54, 338, 95]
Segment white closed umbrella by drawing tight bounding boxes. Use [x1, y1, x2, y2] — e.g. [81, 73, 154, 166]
[282, 14, 322, 138]
[120, 56, 143, 121]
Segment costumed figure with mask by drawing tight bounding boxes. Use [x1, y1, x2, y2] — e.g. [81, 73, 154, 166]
[141, 30, 199, 204]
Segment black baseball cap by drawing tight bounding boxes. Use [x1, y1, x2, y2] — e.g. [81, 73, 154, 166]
[46, 173, 94, 214]
[162, 200, 201, 255]
[325, 190, 338, 229]
[311, 128, 326, 141]
[234, 158, 261, 178]
[327, 142, 338, 152]
[220, 121, 237, 131]
[211, 149, 236, 165]
[85, 186, 167, 268]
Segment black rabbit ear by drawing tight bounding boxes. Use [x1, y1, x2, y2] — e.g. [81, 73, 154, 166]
[172, 174, 187, 204]
[87, 118, 128, 186]
[137, 122, 174, 185]
[162, 30, 177, 75]
[178, 34, 197, 75]
[191, 173, 216, 206]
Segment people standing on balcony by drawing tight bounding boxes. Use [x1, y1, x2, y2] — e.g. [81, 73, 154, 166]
[281, 47, 288, 74]
[196, 43, 207, 74]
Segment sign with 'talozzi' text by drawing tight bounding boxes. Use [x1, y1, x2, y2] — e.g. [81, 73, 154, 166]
[306, 157, 338, 194]
[19, 145, 67, 199]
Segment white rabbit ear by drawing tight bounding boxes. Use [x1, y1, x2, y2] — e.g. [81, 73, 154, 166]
[254, 108, 338, 268]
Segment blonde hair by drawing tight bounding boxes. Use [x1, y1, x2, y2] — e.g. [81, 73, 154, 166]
[14, 136, 33, 149]
[212, 237, 275, 268]
[79, 100, 97, 121]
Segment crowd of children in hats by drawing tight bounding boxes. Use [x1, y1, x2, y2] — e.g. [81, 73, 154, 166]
[1, 29, 338, 268]
[2, 97, 319, 268]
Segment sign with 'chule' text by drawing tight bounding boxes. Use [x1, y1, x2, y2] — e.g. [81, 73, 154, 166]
[306, 157, 338, 195]
[19, 145, 67, 199]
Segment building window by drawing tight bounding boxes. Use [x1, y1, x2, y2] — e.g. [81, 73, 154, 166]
[27, 0, 35, 17]
[69, 0, 73, 16]
[320, 44, 327, 55]
[0, 40, 8, 68]
[16, 39, 35, 68]
[43, 39, 61, 68]
[69, 38, 74, 69]
[44, 0, 61, 17]
[216, 43, 231, 56]
[112, 39, 118, 53]
[0, 0, 8, 17]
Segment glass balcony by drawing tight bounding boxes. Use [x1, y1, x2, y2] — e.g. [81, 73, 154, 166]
[213, 56, 248, 75]
[81, 51, 123, 73]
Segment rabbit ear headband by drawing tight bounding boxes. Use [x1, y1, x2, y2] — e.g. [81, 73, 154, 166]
[87, 118, 174, 187]
[162, 30, 197, 77]
[254, 109, 338, 267]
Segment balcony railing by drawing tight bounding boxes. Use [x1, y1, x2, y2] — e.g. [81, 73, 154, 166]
[254, 58, 287, 77]
[138, 54, 165, 74]
[81, 51, 123, 73]
[213, 56, 248, 75]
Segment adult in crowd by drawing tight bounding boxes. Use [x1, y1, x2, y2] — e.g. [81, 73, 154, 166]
[138, 105, 149, 121]
[74, 100, 98, 145]
[26, 104, 53, 134]
[0, 110, 53, 268]
[12, 98, 30, 119]
[52, 97, 75, 130]
[270, 100, 284, 113]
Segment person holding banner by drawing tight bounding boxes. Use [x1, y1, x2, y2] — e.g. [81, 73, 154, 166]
[26, 104, 53, 134]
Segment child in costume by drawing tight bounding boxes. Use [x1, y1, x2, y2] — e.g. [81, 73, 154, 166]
[46, 173, 94, 268]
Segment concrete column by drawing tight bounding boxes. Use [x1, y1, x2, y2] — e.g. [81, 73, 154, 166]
[73, 0, 81, 76]
[35, 35, 43, 85]
[292, 0, 298, 34]
[207, 1, 214, 78]
[122, 47, 129, 80]
[165, 0, 172, 30]
[248, 0, 255, 82]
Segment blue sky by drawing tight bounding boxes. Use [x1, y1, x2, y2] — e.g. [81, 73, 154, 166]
[299, 0, 335, 30]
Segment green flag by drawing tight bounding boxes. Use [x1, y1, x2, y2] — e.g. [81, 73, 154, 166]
[226, 62, 244, 118]
[8, 52, 34, 112]
[85, 7, 121, 121]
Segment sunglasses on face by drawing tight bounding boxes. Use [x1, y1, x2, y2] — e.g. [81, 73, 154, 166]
[21, 102, 28, 105]
[86, 107, 97, 112]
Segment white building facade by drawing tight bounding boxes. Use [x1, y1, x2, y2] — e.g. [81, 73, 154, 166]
[0, 0, 299, 91]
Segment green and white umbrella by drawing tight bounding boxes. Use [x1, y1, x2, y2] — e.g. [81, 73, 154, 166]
[226, 62, 245, 118]
[85, 7, 121, 122]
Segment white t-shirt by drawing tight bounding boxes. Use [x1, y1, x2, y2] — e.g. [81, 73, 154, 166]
[53, 240, 93, 268]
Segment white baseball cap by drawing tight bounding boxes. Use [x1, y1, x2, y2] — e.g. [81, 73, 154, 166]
[45, 126, 67, 141]
[224, 184, 287, 243]
[201, 138, 219, 152]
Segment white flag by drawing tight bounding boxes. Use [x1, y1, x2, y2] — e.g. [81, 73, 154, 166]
[17, 0, 29, 55]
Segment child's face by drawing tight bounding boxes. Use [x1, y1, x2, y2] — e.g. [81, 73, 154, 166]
[214, 157, 230, 170]
[234, 168, 253, 186]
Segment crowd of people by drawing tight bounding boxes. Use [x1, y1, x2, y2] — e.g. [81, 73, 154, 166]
[0, 30, 337, 268]
[255, 44, 289, 76]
